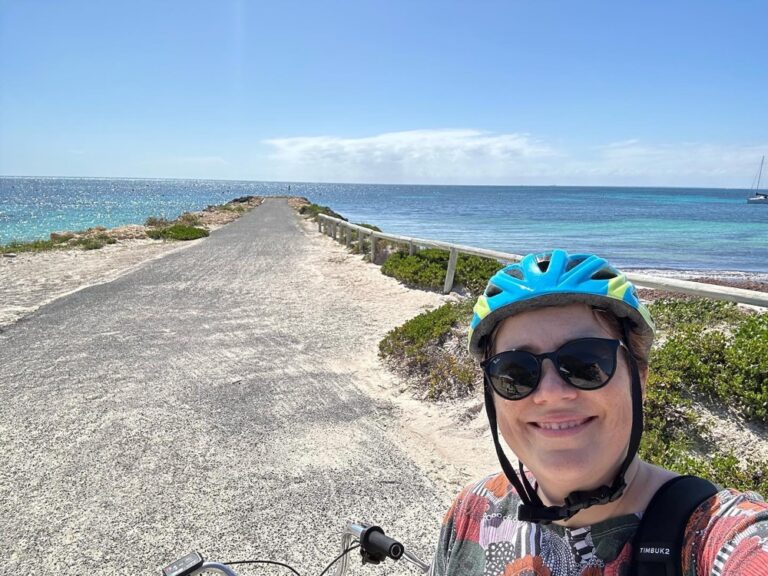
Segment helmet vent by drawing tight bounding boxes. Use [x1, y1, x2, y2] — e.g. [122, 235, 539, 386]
[504, 268, 524, 280]
[486, 283, 503, 297]
[565, 256, 587, 272]
[591, 267, 619, 280]
[535, 257, 551, 272]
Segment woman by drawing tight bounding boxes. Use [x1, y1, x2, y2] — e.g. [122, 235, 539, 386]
[431, 250, 768, 575]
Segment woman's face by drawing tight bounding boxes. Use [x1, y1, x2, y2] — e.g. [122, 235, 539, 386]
[491, 304, 639, 502]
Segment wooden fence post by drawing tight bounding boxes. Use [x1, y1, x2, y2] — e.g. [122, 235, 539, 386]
[409, 241, 416, 256]
[345, 225, 351, 247]
[444, 248, 459, 294]
[371, 235, 377, 263]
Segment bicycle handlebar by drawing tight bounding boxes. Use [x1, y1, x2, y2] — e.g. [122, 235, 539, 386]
[161, 522, 430, 576]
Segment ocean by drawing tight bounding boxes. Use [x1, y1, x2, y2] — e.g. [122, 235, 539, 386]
[1, 177, 766, 272]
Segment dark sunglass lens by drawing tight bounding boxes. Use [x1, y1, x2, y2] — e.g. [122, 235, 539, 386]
[487, 352, 540, 399]
[557, 339, 618, 390]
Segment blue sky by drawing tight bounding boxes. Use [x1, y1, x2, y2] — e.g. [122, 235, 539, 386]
[1, 0, 766, 187]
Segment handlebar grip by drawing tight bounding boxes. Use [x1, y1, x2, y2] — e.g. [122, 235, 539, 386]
[364, 529, 404, 560]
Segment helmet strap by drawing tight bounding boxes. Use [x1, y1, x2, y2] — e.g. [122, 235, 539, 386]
[482, 318, 645, 524]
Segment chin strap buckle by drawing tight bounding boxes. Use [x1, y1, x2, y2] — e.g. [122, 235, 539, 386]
[518, 481, 627, 525]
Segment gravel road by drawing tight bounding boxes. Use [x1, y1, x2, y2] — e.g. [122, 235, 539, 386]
[0, 199, 455, 575]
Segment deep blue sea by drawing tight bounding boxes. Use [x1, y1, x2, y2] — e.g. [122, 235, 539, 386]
[1, 177, 766, 272]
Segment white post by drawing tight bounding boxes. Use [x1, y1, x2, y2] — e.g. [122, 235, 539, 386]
[444, 248, 459, 294]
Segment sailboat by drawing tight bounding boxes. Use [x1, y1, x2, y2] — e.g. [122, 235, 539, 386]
[747, 156, 767, 204]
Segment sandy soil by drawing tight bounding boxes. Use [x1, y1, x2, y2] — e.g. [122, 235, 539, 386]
[293, 216, 502, 491]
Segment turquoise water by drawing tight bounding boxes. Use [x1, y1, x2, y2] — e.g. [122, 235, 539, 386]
[1, 177, 766, 272]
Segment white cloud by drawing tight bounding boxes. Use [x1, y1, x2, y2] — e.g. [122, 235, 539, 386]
[261, 129, 768, 187]
[263, 129, 558, 184]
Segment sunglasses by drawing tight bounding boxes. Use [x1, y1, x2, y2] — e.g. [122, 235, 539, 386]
[481, 337, 625, 400]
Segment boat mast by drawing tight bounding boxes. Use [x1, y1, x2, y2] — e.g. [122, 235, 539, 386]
[758, 155, 764, 190]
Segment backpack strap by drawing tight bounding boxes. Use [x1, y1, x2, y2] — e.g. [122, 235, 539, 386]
[632, 475, 718, 576]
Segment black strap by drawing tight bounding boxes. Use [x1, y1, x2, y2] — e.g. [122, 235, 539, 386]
[632, 475, 718, 576]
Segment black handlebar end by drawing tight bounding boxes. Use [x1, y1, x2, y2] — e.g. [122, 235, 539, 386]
[359, 525, 404, 565]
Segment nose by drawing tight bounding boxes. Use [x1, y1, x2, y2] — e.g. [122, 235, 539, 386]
[531, 358, 578, 403]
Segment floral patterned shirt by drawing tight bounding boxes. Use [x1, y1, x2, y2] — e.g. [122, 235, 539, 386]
[431, 472, 768, 576]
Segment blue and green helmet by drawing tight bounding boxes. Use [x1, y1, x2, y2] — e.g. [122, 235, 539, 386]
[468, 250, 655, 359]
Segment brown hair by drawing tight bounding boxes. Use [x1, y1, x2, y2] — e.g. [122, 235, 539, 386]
[592, 308, 652, 373]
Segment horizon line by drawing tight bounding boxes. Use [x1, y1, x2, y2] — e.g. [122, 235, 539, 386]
[0, 174, 756, 192]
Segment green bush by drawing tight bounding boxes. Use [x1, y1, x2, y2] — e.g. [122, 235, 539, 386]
[73, 237, 106, 250]
[216, 204, 246, 213]
[456, 254, 504, 296]
[638, 298, 768, 492]
[639, 432, 768, 495]
[381, 250, 448, 291]
[379, 300, 477, 399]
[381, 249, 500, 295]
[722, 314, 768, 421]
[380, 299, 473, 357]
[647, 300, 767, 424]
[649, 298, 744, 331]
[1, 239, 59, 253]
[299, 203, 347, 221]
[146, 224, 209, 241]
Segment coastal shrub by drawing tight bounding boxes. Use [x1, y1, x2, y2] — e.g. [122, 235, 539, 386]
[216, 203, 246, 213]
[381, 250, 447, 291]
[178, 212, 202, 226]
[380, 300, 472, 357]
[74, 237, 107, 250]
[379, 300, 477, 399]
[638, 297, 768, 491]
[721, 314, 768, 422]
[381, 249, 501, 295]
[649, 326, 729, 399]
[146, 224, 209, 241]
[357, 223, 381, 232]
[145, 216, 170, 228]
[639, 425, 768, 495]
[0, 239, 58, 253]
[649, 298, 744, 331]
[647, 300, 768, 424]
[456, 254, 504, 295]
[299, 203, 347, 221]
[50, 232, 75, 244]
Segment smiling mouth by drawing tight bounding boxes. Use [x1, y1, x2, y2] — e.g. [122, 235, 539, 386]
[534, 417, 595, 430]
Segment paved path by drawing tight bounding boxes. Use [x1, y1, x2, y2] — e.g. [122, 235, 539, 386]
[0, 199, 449, 575]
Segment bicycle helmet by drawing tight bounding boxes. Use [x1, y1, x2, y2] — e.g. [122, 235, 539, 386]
[469, 249, 655, 524]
